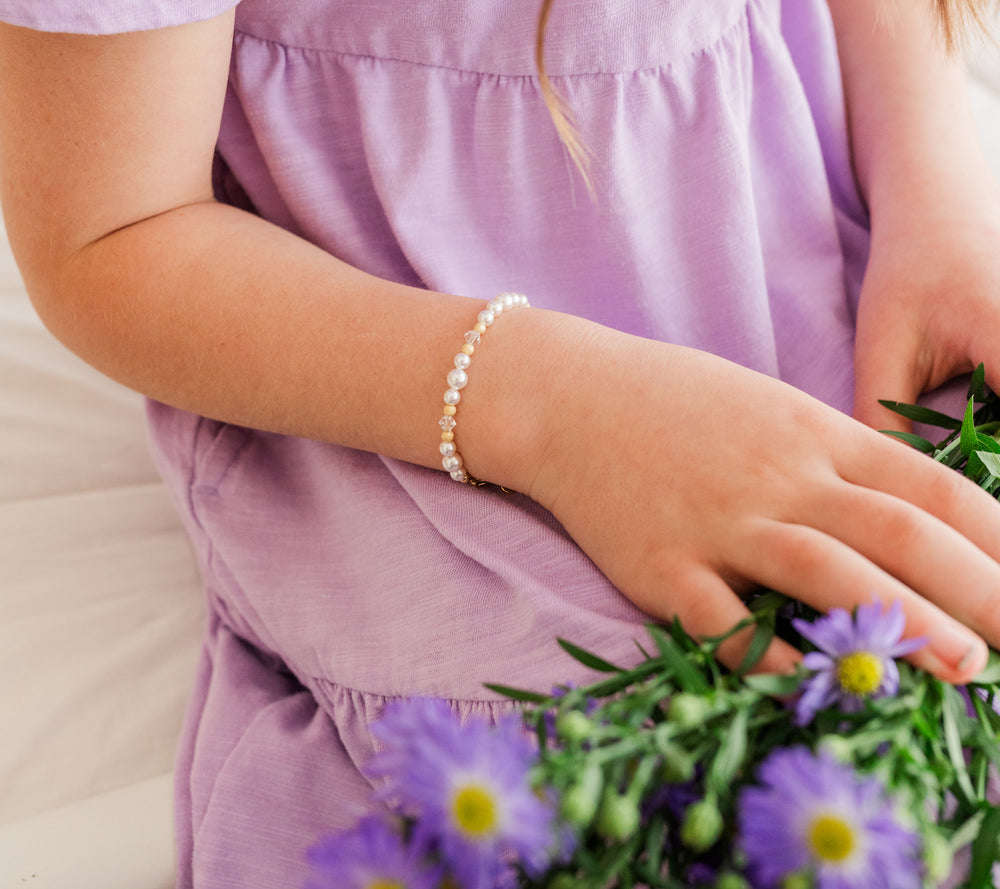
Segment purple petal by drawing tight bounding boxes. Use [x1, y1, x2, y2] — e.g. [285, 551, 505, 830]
[889, 635, 928, 657]
[795, 608, 856, 655]
[795, 671, 837, 726]
[738, 747, 921, 889]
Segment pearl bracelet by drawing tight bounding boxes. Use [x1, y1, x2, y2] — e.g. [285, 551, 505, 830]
[439, 292, 531, 484]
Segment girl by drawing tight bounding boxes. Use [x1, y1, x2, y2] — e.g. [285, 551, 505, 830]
[0, 1, 999, 885]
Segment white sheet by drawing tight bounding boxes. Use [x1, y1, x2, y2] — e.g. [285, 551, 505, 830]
[0, 254, 205, 827]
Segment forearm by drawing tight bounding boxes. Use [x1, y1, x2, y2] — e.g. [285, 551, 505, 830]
[35, 199, 580, 489]
[826, 0, 995, 233]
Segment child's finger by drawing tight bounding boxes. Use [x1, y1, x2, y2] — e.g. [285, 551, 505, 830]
[852, 334, 923, 434]
[637, 567, 801, 676]
[838, 427, 1000, 572]
[727, 516, 988, 684]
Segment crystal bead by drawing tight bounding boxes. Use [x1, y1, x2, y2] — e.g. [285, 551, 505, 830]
[439, 415, 456, 431]
[464, 330, 481, 346]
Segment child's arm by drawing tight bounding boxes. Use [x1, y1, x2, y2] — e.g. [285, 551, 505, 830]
[826, 0, 1000, 430]
[4, 14, 1000, 683]
[0, 15, 537, 473]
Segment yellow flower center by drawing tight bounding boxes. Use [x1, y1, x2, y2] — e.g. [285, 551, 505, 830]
[452, 783, 499, 838]
[835, 651, 884, 696]
[807, 813, 856, 863]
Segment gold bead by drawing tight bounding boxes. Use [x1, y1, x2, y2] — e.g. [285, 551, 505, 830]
[441, 431, 455, 442]
[460, 344, 475, 355]
[443, 405, 457, 416]
[473, 322, 486, 334]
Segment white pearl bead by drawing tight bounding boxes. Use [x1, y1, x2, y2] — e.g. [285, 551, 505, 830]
[477, 309, 495, 327]
[453, 352, 471, 370]
[442, 455, 463, 473]
[444, 388, 461, 406]
[439, 441, 456, 457]
[487, 298, 504, 315]
[502, 293, 515, 310]
[446, 368, 468, 390]
[450, 468, 468, 482]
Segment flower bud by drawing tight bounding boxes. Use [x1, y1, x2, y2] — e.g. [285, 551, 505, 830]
[779, 873, 811, 889]
[818, 735, 852, 762]
[667, 692, 711, 727]
[922, 830, 953, 884]
[714, 873, 750, 889]
[560, 761, 603, 828]
[595, 790, 641, 841]
[680, 799, 723, 852]
[656, 740, 695, 784]
[555, 710, 593, 743]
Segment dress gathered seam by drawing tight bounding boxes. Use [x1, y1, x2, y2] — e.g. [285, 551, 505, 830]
[232, 8, 751, 81]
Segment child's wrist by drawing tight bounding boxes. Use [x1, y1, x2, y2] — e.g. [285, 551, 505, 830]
[436, 292, 533, 485]
[439, 303, 593, 496]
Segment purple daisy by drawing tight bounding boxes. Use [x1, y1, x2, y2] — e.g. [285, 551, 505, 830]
[792, 600, 926, 725]
[738, 746, 921, 889]
[304, 815, 440, 889]
[368, 698, 558, 889]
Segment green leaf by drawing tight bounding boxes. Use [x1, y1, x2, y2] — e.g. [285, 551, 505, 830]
[942, 683, 977, 804]
[482, 683, 550, 704]
[878, 429, 936, 453]
[647, 625, 711, 695]
[735, 618, 774, 676]
[969, 362, 988, 402]
[976, 432, 1000, 454]
[966, 805, 1000, 889]
[708, 705, 749, 792]
[961, 397, 979, 458]
[556, 638, 624, 673]
[976, 450, 1000, 481]
[743, 672, 804, 697]
[746, 591, 792, 616]
[971, 649, 1000, 684]
[698, 616, 756, 646]
[877, 399, 962, 429]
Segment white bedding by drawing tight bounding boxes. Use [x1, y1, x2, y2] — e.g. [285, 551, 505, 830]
[0, 219, 205, 886]
[1, 33, 999, 889]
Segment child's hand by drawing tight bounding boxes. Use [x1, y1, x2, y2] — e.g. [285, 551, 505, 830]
[853, 184, 1000, 434]
[525, 325, 1000, 683]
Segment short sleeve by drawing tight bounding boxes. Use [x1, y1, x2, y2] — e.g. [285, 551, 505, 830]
[0, 0, 239, 35]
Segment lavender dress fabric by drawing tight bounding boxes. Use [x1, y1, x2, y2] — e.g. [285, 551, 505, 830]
[1, 1, 871, 885]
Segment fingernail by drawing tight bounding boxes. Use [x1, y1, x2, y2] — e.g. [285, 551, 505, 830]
[956, 644, 986, 676]
[930, 626, 986, 675]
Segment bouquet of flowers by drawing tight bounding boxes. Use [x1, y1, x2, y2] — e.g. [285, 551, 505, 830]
[305, 367, 1000, 889]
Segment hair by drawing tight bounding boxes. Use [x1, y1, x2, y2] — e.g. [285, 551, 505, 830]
[934, 0, 996, 50]
[534, 0, 593, 194]
[534, 0, 996, 185]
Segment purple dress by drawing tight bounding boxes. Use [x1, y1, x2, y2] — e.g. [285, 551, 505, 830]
[0, 1, 870, 885]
